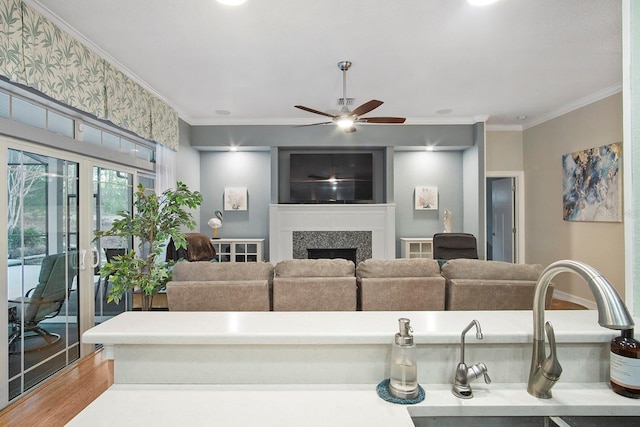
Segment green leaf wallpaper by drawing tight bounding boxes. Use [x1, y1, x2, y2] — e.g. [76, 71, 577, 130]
[0, 0, 24, 83]
[0, 0, 178, 150]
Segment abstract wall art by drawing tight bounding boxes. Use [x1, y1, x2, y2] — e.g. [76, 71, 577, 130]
[562, 142, 622, 222]
[415, 186, 438, 210]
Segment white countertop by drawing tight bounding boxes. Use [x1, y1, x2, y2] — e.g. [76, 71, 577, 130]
[83, 310, 626, 346]
[67, 383, 640, 426]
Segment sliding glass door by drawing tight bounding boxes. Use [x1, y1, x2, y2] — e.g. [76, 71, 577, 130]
[93, 167, 133, 323]
[1, 137, 153, 406]
[6, 148, 80, 400]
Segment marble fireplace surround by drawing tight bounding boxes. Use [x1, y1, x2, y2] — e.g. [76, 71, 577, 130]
[268, 204, 396, 263]
[293, 231, 371, 265]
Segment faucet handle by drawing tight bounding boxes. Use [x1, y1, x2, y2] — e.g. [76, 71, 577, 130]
[467, 362, 491, 384]
[542, 322, 562, 381]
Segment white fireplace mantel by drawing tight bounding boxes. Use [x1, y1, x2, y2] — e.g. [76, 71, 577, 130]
[268, 204, 396, 263]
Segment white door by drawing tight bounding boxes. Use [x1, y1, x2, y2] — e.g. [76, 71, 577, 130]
[490, 177, 515, 262]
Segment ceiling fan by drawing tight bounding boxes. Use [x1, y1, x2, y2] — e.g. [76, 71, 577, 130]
[295, 61, 406, 133]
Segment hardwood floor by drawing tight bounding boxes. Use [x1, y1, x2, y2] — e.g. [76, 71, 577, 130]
[0, 349, 113, 427]
[0, 298, 587, 426]
[549, 298, 588, 310]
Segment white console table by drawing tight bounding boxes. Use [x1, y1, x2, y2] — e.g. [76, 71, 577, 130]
[400, 237, 433, 259]
[210, 238, 264, 262]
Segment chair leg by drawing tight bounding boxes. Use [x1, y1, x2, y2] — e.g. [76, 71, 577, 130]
[9, 325, 61, 354]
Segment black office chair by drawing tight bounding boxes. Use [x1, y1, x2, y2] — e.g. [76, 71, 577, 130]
[432, 233, 479, 260]
[9, 252, 77, 351]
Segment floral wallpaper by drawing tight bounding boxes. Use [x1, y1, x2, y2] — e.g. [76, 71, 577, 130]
[0, 0, 178, 150]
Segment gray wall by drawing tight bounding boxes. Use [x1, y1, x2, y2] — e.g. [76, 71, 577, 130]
[393, 150, 464, 255]
[191, 122, 484, 261]
[199, 151, 272, 259]
[198, 148, 468, 260]
[176, 119, 202, 230]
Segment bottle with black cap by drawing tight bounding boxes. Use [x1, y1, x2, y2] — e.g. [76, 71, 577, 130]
[610, 328, 640, 398]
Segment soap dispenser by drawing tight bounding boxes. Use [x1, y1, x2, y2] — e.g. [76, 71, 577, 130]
[610, 328, 640, 398]
[389, 318, 419, 399]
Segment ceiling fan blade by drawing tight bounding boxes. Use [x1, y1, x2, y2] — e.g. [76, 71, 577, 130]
[294, 105, 337, 119]
[357, 117, 406, 124]
[351, 99, 383, 117]
[294, 121, 333, 128]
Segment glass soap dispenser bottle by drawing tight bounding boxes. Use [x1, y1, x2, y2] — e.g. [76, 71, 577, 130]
[389, 318, 419, 399]
[610, 328, 640, 398]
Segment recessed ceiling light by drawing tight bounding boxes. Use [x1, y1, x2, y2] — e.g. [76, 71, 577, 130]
[517, 115, 528, 120]
[467, 0, 498, 6]
[229, 146, 238, 152]
[215, 110, 231, 115]
[426, 146, 435, 152]
[217, 0, 246, 5]
[436, 108, 453, 115]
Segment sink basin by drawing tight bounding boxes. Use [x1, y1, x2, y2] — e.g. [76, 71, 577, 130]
[411, 416, 640, 427]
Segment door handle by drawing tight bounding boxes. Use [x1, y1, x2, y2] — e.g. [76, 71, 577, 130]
[79, 249, 100, 271]
[91, 248, 100, 269]
[80, 249, 87, 270]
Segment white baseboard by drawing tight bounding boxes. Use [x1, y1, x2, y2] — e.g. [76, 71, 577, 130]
[552, 290, 597, 310]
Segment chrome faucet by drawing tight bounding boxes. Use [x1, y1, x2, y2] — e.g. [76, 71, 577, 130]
[452, 319, 491, 399]
[528, 260, 635, 399]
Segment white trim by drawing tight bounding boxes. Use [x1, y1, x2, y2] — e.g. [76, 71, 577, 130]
[621, 0, 634, 314]
[523, 85, 622, 130]
[486, 171, 525, 264]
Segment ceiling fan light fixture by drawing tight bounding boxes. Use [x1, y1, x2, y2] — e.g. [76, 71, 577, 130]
[467, 0, 498, 6]
[336, 117, 354, 129]
[217, 0, 246, 6]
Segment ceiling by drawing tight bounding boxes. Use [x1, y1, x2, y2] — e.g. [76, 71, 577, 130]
[29, 0, 622, 130]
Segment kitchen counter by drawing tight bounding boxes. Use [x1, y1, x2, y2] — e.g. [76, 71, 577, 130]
[73, 310, 640, 425]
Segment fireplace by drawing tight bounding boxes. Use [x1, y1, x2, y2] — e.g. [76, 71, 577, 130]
[293, 231, 371, 264]
[269, 204, 396, 263]
[307, 248, 358, 264]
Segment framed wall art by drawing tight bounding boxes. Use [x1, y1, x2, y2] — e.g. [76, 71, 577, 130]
[562, 142, 622, 222]
[415, 186, 438, 210]
[224, 187, 247, 211]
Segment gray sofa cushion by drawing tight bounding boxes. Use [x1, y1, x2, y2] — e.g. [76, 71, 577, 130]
[441, 258, 543, 281]
[167, 261, 274, 312]
[171, 261, 274, 281]
[440, 259, 552, 310]
[273, 259, 356, 311]
[357, 258, 440, 279]
[274, 258, 355, 278]
[357, 258, 445, 311]
[272, 277, 357, 311]
[167, 281, 270, 311]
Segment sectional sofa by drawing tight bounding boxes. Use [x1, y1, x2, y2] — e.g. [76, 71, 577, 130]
[165, 258, 553, 312]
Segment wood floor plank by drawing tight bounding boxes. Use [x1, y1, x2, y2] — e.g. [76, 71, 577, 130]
[0, 349, 112, 427]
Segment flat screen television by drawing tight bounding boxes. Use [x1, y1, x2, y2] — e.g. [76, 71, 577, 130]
[286, 152, 374, 203]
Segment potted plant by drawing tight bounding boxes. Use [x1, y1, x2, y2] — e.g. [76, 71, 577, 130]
[95, 181, 203, 310]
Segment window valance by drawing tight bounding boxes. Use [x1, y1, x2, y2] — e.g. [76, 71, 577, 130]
[0, 0, 178, 150]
